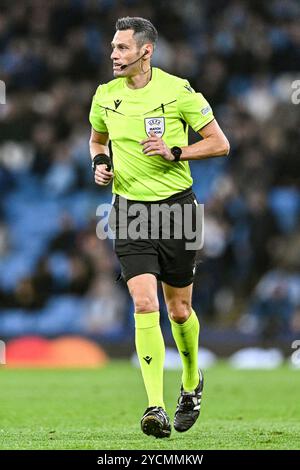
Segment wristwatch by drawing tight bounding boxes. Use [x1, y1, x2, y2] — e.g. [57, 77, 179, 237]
[170, 146, 182, 162]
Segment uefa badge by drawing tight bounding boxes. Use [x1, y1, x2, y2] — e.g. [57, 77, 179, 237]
[144, 117, 165, 138]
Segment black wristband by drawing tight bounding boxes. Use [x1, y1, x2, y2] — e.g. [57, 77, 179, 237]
[92, 154, 112, 172]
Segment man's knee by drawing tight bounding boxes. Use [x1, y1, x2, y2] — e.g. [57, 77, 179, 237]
[134, 295, 159, 313]
[168, 299, 192, 324]
[128, 274, 159, 313]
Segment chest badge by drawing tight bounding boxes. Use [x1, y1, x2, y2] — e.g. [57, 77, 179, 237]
[144, 117, 165, 137]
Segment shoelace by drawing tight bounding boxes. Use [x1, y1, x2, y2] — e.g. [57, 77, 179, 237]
[178, 396, 195, 411]
[178, 391, 200, 412]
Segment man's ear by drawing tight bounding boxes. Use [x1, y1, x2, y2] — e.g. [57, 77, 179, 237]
[142, 45, 152, 59]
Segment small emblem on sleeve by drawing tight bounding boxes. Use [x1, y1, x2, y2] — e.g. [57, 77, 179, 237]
[144, 117, 165, 137]
[184, 84, 194, 93]
[201, 105, 211, 115]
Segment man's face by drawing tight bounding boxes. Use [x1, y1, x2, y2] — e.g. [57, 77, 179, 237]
[110, 29, 142, 77]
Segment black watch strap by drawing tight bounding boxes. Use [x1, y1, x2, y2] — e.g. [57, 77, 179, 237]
[171, 146, 182, 162]
[92, 154, 112, 172]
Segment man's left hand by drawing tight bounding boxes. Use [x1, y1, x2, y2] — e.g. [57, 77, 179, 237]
[140, 131, 174, 161]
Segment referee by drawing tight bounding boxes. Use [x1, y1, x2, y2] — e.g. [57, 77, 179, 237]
[89, 17, 229, 438]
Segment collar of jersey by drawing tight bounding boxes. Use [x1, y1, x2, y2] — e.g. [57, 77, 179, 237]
[123, 67, 156, 94]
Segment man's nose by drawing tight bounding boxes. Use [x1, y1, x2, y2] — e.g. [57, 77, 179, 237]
[110, 50, 119, 60]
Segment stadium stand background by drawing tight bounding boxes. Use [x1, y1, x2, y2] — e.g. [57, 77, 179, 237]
[0, 0, 299, 357]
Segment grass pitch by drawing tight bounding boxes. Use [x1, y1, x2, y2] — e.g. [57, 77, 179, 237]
[0, 361, 299, 450]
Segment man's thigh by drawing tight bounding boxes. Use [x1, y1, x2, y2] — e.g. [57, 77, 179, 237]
[158, 237, 197, 287]
[158, 191, 199, 288]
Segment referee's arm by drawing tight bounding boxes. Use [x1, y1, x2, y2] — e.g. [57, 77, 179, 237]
[89, 128, 109, 159]
[89, 128, 114, 186]
[180, 119, 230, 161]
[142, 119, 229, 162]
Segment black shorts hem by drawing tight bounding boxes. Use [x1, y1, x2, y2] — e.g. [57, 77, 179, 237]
[160, 276, 194, 288]
[124, 270, 160, 283]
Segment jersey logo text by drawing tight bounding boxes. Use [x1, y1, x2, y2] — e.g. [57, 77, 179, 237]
[144, 117, 165, 137]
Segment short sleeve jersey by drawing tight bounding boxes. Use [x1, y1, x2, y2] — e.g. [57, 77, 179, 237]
[89, 67, 214, 201]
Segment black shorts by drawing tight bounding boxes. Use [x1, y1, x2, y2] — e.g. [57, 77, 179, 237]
[110, 187, 201, 288]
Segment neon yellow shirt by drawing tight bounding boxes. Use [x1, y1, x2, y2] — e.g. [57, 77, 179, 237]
[89, 67, 214, 201]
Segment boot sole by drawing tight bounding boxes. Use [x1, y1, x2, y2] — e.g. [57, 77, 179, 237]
[141, 415, 171, 438]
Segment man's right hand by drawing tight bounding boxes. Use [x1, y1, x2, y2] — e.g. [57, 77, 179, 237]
[94, 164, 114, 186]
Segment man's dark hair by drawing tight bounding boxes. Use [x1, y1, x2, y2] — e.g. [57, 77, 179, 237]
[115, 17, 158, 49]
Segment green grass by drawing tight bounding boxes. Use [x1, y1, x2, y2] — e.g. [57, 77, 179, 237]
[0, 361, 299, 450]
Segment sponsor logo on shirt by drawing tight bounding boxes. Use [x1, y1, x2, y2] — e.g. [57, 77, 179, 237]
[114, 99, 122, 109]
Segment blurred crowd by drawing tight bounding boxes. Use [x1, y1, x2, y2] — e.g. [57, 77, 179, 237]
[0, 0, 300, 343]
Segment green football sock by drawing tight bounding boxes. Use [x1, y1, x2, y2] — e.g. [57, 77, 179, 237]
[134, 311, 165, 409]
[169, 309, 200, 392]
